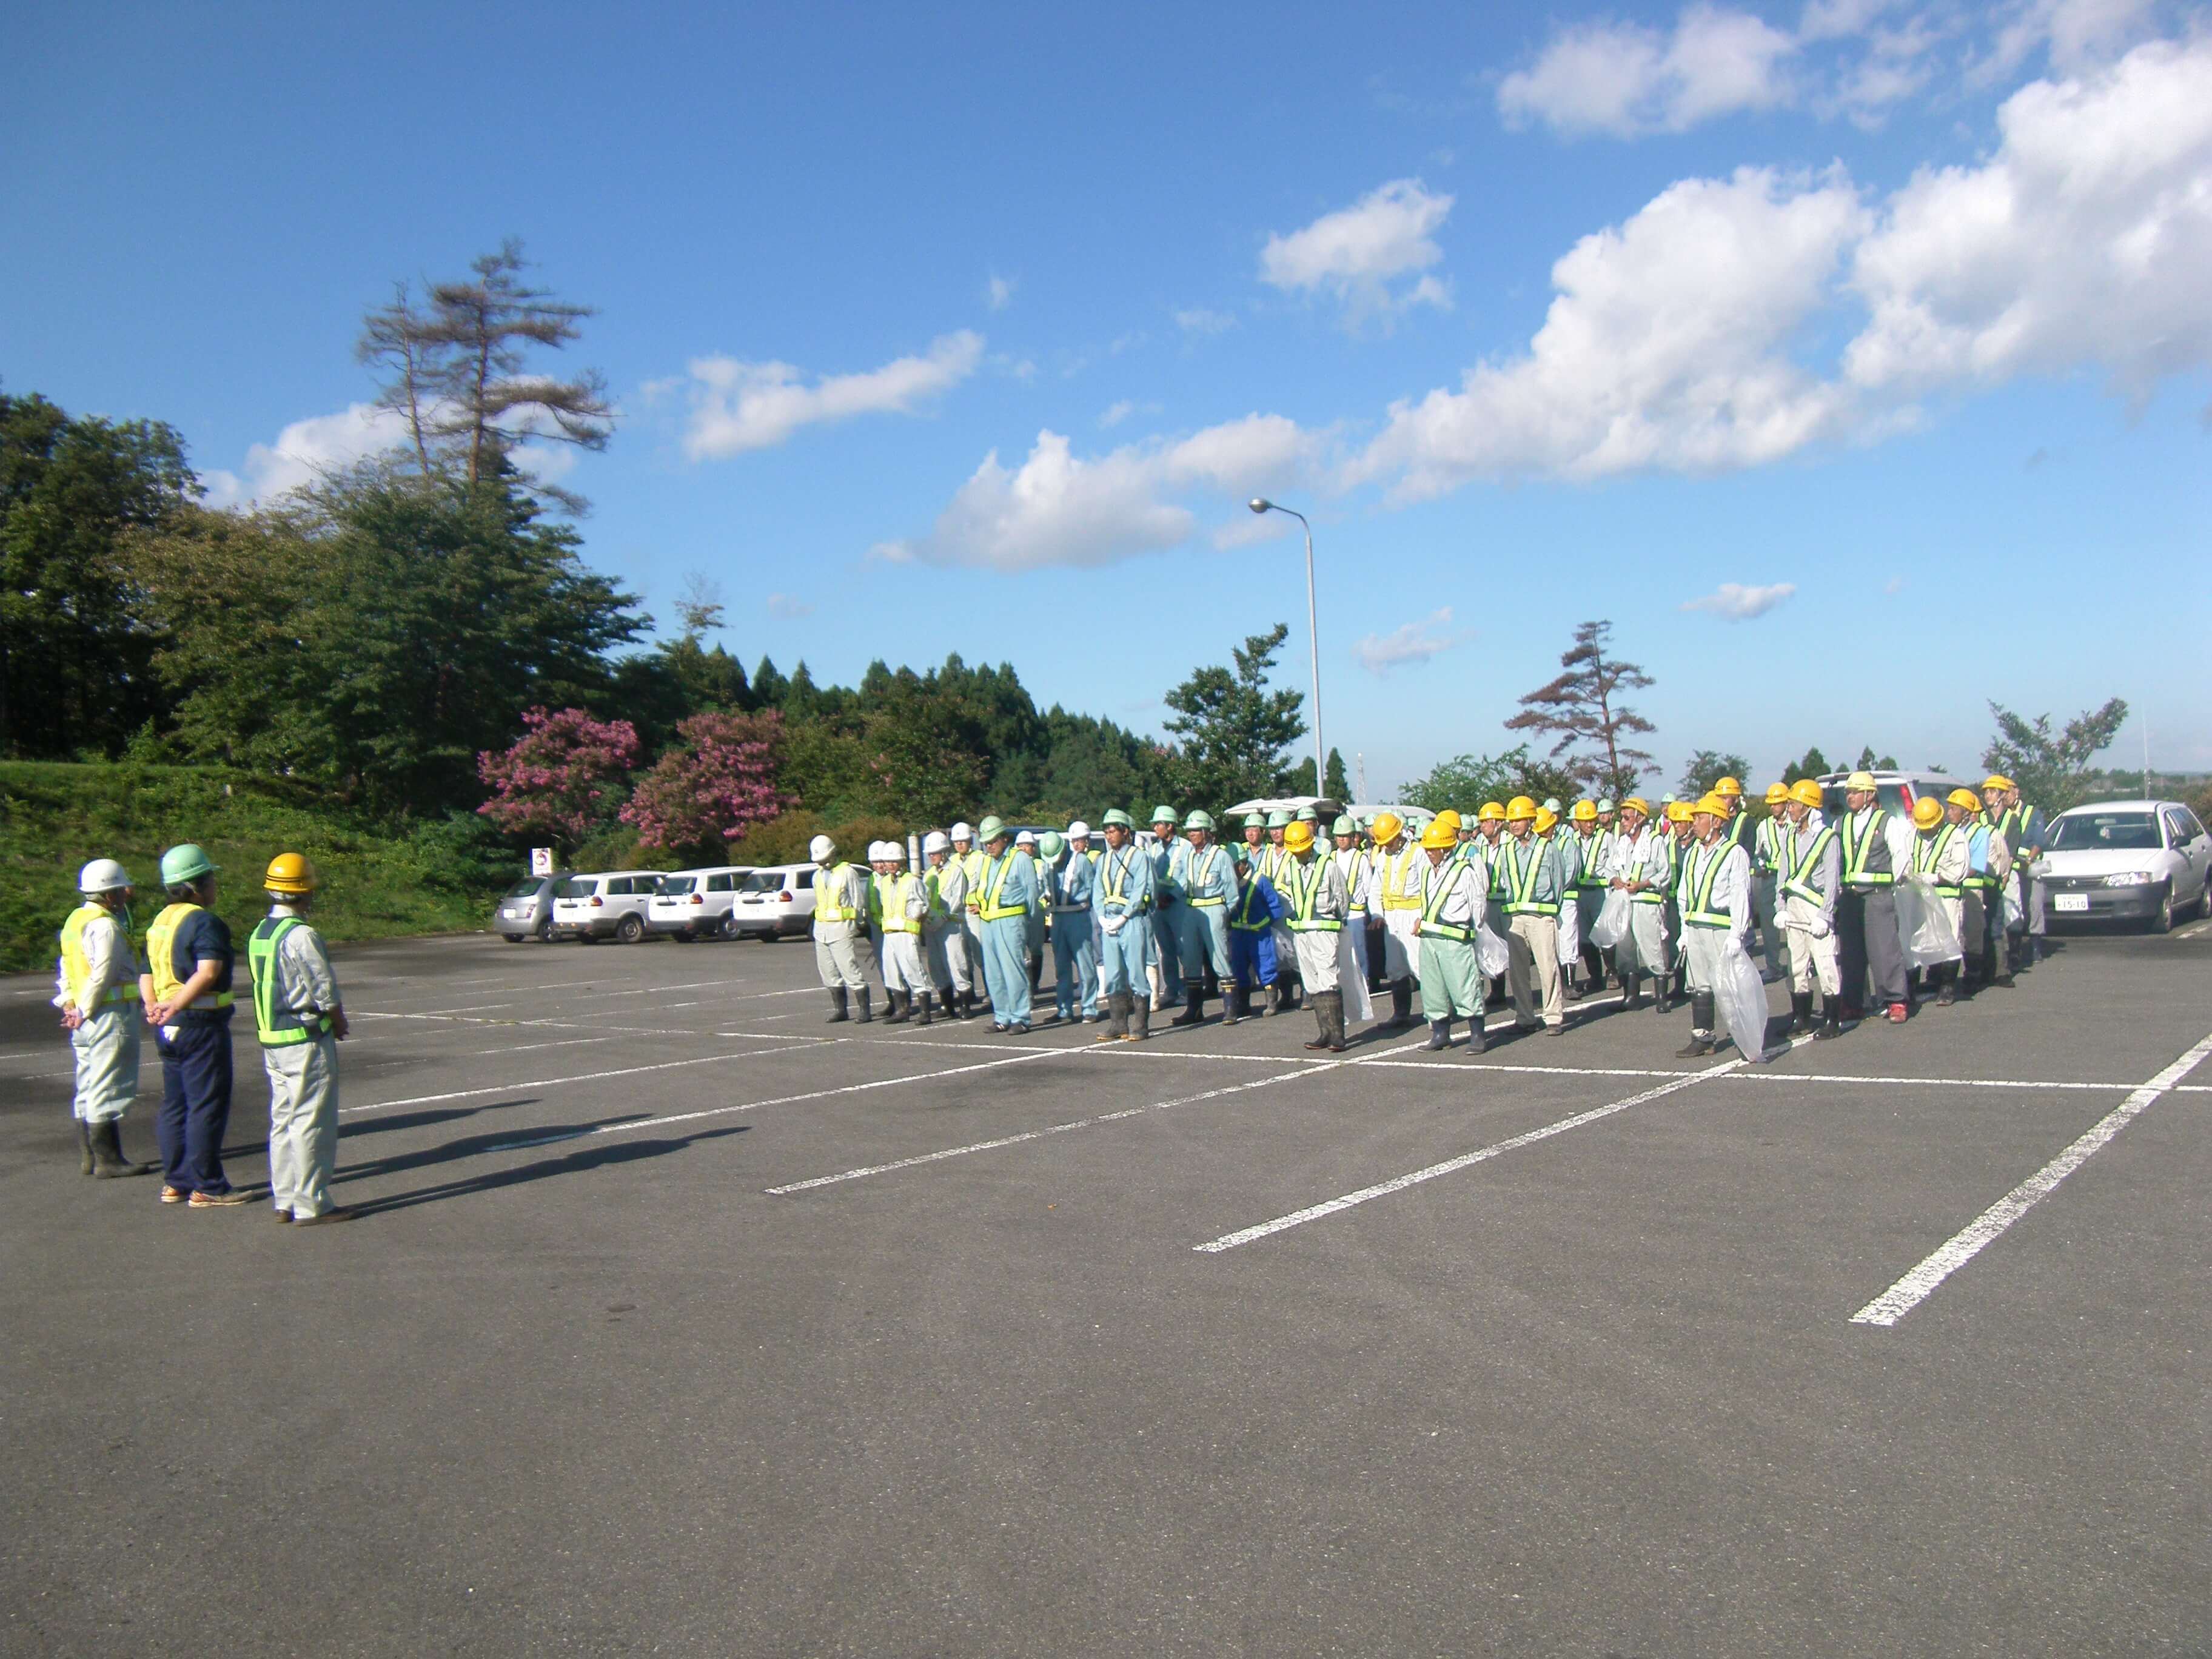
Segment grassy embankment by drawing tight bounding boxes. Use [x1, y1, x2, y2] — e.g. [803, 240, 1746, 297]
[0, 761, 504, 975]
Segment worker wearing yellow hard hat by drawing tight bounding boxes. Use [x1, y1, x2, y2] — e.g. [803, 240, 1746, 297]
[1496, 794, 1568, 1036]
[1750, 783, 1792, 984]
[1980, 774, 2048, 971]
[1606, 796, 1676, 1016]
[250, 853, 354, 1224]
[1329, 814, 1375, 1007]
[1565, 800, 1612, 999]
[1774, 778, 1845, 1041]
[1278, 816, 1371, 1052]
[1415, 815, 1490, 1054]
[1674, 794, 1769, 1061]
[1907, 791, 1971, 1007]
[1951, 787, 2013, 992]
[1835, 771, 1912, 1025]
[1369, 811, 1425, 1027]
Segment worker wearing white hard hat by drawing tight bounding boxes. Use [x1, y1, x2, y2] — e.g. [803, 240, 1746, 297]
[55, 858, 155, 1178]
[1043, 828, 1098, 1024]
[1091, 811, 1157, 1041]
[920, 831, 968, 1019]
[810, 835, 873, 1023]
[1065, 822, 1105, 1019]
[870, 839, 935, 1025]
[947, 822, 985, 1017]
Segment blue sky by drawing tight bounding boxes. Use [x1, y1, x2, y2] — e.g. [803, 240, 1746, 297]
[5, 1, 2208, 796]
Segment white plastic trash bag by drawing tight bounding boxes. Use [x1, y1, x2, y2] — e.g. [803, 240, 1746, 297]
[1590, 890, 1631, 951]
[1895, 876, 1961, 968]
[1557, 896, 1581, 967]
[1713, 938, 1771, 1061]
[1476, 919, 1512, 980]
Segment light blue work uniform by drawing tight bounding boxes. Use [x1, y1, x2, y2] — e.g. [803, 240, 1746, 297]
[1049, 846, 1099, 1019]
[974, 848, 1039, 1026]
[1093, 843, 1156, 999]
[1173, 839, 1236, 988]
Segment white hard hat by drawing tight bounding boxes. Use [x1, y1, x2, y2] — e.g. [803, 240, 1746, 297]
[922, 830, 949, 855]
[77, 858, 132, 894]
[808, 834, 836, 863]
[1067, 821, 1090, 840]
[874, 840, 900, 862]
[950, 821, 974, 841]
[1015, 829, 1036, 845]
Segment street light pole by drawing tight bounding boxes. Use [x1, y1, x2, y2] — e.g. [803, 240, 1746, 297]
[1249, 498, 1324, 796]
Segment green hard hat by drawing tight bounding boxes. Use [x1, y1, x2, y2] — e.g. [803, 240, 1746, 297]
[1150, 804, 1178, 826]
[976, 815, 1008, 843]
[1232, 843, 1251, 865]
[1266, 810, 1292, 828]
[1596, 798, 1615, 814]
[1101, 808, 1133, 829]
[1543, 797, 1563, 814]
[1039, 831, 1065, 860]
[1182, 809, 1215, 832]
[159, 843, 218, 886]
[1295, 806, 1318, 822]
[1331, 814, 1356, 836]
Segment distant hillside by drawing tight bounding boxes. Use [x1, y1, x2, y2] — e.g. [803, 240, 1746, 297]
[0, 762, 507, 976]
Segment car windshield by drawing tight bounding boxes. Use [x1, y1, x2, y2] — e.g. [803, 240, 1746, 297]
[740, 871, 785, 893]
[2049, 812, 2159, 851]
[501, 879, 543, 899]
[552, 878, 595, 899]
[659, 876, 695, 895]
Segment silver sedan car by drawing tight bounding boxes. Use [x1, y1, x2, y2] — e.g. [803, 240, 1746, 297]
[2035, 800, 2211, 933]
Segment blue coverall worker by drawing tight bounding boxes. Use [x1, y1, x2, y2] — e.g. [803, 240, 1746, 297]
[1225, 848, 1287, 1024]
[1147, 807, 1184, 1004]
[973, 818, 1039, 1033]
[1091, 812, 1156, 1041]
[1171, 811, 1236, 1025]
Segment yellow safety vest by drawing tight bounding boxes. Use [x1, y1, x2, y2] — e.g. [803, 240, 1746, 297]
[1184, 844, 1227, 906]
[1501, 837, 1559, 917]
[1282, 857, 1341, 933]
[874, 871, 923, 934]
[1576, 830, 1612, 888]
[248, 916, 333, 1046]
[1843, 810, 1894, 888]
[1780, 825, 1839, 908]
[58, 902, 135, 1009]
[1912, 826, 1964, 899]
[976, 853, 1028, 921]
[959, 848, 987, 913]
[814, 865, 861, 923]
[1378, 845, 1424, 911]
[1416, 860, 1472, 942]
[1681, 840, 1734, 929]
[146, 902, 236, 1008]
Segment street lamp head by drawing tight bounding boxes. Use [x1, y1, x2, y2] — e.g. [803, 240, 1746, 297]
[1248, 498, 1272, 514]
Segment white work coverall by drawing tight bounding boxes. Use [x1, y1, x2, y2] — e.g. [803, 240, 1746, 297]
[1372, 840, 1425, 980]
[55, 905, 140, 1123]
[1910, 826, 1971, 967]
[813, 863, 871, 991]
[1606, 829, 1673, 978]
[874, 871, 933, 997]
[1678, 839, 1752, 996]
[927, 854, 971, 995]
[1332, 845, 1374, 988]
[1776, 814, 1842, 998]
[1282, 855, 1374, 1021]
[257, 905, 344, 1221]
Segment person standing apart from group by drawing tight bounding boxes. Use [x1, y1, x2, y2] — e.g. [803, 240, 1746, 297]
[249, 854, 353, 1224]
[811, 834, 873, 1024]
[55, 858, 155, 1178]
[143, 844, 249, 1207]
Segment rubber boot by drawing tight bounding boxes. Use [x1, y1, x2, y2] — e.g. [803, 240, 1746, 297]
[885, 990, 911, 1025]
[1390, 979, 1413, 1028]
[1620, 970, 1641, 1013]
[1934, 965, 1956, 1007]
[1304, 991, 1335, 1051]
[1265, 978, 1285, 1016]
[1677, 992, 1717, 1058]
[1324, 990, 1347, 1053]
[89, 1119, 152, 1178]
[916, 991, 933, 1027]
[1789, 991, 1815, 1036]
[1168, 988, 1199, 1027]
[856, 988, 874, 1024]
[1223, 984, 1245, 1027]
[78, 1120, 94, 1178]
[964, 991, 983, 1019]
[1423, 1018, 1452, 1051]
[1652, 970, 1672, 1018]
[1815, 1000, 1843, 1041]
[1098, 992, 1127, 1042]
[942, 990, 960, 1020]
[826, 985, 850, 1024]
[1029, 954, 1043, 996]
[1131, 996, 1151, 1041]
[1464, 1015, 1486, 1054]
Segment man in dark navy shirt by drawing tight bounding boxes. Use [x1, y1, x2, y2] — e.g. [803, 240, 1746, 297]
[142, 845, 248, 1207]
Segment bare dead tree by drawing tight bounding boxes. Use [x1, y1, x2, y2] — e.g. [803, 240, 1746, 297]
[1504, 619, 1657, 798]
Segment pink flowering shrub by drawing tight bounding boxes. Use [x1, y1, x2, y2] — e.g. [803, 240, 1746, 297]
[622, 710, 793, 856]
[477, 707, 642, 850]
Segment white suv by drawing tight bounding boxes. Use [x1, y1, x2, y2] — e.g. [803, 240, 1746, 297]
[551, 871, 669, 943]
[731, 863, 818, 940]
[648, 866, 753, 941]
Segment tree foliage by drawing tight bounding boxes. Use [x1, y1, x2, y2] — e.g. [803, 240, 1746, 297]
[1503, 620, 1655, 798]
[1780, 745, 1831, 785]
[1162, 623, 1306, 807]
[621, 710, 791, 860]
[1677, 749, 1752, 798]
[1399, 745, 1581, 814]
[476, 706, 642, 853]
[1982, 697, 2130, 813]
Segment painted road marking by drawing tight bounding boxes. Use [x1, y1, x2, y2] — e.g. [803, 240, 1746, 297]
[1849, 1025, 2212, 1327]
[2171, 919, 2209, 940]
[337, 1040, 835, 1116]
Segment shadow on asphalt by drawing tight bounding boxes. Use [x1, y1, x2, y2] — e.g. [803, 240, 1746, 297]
[346, 1125, 749, 1218]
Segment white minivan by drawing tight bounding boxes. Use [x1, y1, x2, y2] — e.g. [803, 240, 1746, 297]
[648, 865, 753, 941]
[551, 870, 669, 943]
[731, 863, 817, 940]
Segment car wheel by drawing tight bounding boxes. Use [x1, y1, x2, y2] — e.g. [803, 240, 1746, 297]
[501, 934, 525, 944]
[535, 917, 555, 943]
[2148, 890, 2174, 934]
[617, 913, 646, 943]
[717, 913, 740, 941]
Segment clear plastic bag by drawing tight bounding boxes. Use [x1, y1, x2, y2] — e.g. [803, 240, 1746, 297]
[1556, 896, 1581, 967]
[1590, 890, 1631, 951]
[1477, 920, 1511, 980]
[1895, 876, 1961, 968]
[1714, 937, 1772, 1061]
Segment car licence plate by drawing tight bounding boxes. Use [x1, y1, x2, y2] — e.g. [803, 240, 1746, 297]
[2054, 893, 2090, 912]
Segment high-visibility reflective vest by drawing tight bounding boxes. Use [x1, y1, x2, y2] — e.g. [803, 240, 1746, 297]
[1229, 877, 1273, 933]
[1281, 857, 1341, 933]
[58, 902, 136, 1009]
[1726, 813, 1756, 863]
[1184, 845, 1228, 906]
[1501, 837, 1559, 917]
[1416, 861, 1473, 942]
[976, 853, 1028, 921]
[1333, 848, 1370, 916]
[1842, 810, 1895, 888]
[146, 902, 235, 1010]
[1681, 840, 1734, 930]
[1377, 845, 1425, 911]
[247, 917, 333, 1047]
[1628, 834, 1671, 905]
[1576, 830, 1612, 888]
[959, 848, 987, 913]
[1962, 820, 1999, 891]
[874, 871, 923, 934]
[1912, 826, 1964, 899]
[815, 864, 862, 923]
[922, 863, 953, 921]
[1780, 825, 1838, 908]
[1096, 847, 1146, 914]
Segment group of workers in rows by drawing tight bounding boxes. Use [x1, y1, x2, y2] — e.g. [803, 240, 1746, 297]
[54, 846, 354, 1221]
[808, 771, 2050, 1062]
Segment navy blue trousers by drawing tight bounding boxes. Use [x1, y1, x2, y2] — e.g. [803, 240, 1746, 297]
[1228, 928, 1277, 990]
[156, 1021, 235, 1194]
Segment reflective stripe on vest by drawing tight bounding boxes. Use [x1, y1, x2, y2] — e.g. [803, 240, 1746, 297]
[1184, 845, 1227, 906]
[1282, 858, 1341, 933]
[1098, 847, 1145, 914]
[815, 865, 862, 923]
[1416, 862, 1473, 942]
[146, 902, 235, 1008]
[1335, 850, 1370, 916]
[976, 854, 1027, 922]
[1229, 877, 1272, 933]
[1626, 836, 1670, 904]
[1503, 838, 1559, 917]
[1378, 846, 1424, 911]
[1576, 830, 1611, 888]
[959, 849, 987, 911]
[1912, 825, 1964, 899]
[1843, 810, 1895, 887]
[875, 872, 922, 934]
[1681, 841, 1733, 930]
[1781, 825, 1838, 908]
[248, 917, 331, 1047]
[59, 903, 135, 1008]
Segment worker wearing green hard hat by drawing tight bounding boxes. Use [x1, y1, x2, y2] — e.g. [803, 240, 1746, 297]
[144, 843, 249, 1206]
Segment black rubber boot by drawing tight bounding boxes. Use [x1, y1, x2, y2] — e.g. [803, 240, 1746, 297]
[856, 988, 874, 1024]
[1934, 965, 1956, 1007]
[942, 990, 960, 1019]
[916, 991, 933, 1026]
[1097, 992, 1127, 1042]
[1677, 992, 1717, 1058]
[1423, 1019, 1452, 1051]
[1173, 989, 1204, 1027]
[1815, 1001, 1843, 1041]
[964, 991, 983, 1019]
[826, 986, 850, 1024]
[78, 1120, 94, 1178]
[89, 1119, 152, 1178]
[1652, 971, 1672, 1018]
[1324, 991, 1347, 1053]
[1304, 991, 1336, 1051]
[885, 990, 911, 1025]
[1131, 996, 1151, 1041]
[1789, 991, 1815, 1036]
[1029, 955, 1043, 995]
[1390, 979, 1413, 1027]
[1224, 985, 1245, 1027]
[1464, 1016, 1486, 1055]
[1620, 970, 1641, 1013]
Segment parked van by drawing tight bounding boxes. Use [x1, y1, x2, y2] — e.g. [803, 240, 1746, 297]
[1816, 769, 1977, 824]
[551, 870, 669, 942]
[648, 866, 754, 940]
[731, 863, 817, 940]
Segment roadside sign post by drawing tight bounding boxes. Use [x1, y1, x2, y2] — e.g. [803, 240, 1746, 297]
[530, 846, 554, 877]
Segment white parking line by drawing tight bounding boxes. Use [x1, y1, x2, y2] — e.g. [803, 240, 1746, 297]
[1848, 1025, 2212, 1327]
[337, 1040, 834, 1116]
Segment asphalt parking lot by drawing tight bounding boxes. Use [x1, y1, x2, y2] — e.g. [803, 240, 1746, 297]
[4, 918, 2209, 1657]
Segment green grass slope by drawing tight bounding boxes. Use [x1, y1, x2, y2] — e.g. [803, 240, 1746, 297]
[0, 762, 508, 975]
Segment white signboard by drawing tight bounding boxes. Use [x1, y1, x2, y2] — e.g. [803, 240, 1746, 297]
[530, 846, 555, 877]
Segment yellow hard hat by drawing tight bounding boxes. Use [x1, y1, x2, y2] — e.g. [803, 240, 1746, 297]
[1476, 802, 1506, 823]
[264, 852, 319, 894]
[1790, 779, 1825, 809]
[1845, 770, 1879, 793]
[1505, 796, 1538, 822]
[1282, 820, 1316, 854]
[1433, 808, 1461, 832]
[1569, 800, 1597, 823]
[1371, 811, 1403, 843]
[1763, 783, 1791, 806]
[1693, 792, 1730, 819]
[1419, 820, 1458, 851]
[1533, 808, 1558, 834]
[1983, 774, 2015, 793]
[1665, 801, 1694, 824]
[1946, 788, 1981, 812]
[1621, 796, 1651, 818]
[1911, 797, 1943, 830]
[1714, 777, 1744, 799]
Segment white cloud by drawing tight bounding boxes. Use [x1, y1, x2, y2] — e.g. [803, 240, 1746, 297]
[1350, 166, 1868, 499]
[1099, 399, 1162, 430]
[1174, 307, 1238, 335]
[1498, 5, 1797, 138]
[765, 593, 812, 620]
[199, 402, 413, 508]
[874, 414, 1314, 571]
[1976, 0, 2164, 82]
[987, 273, 1017, 312]
[683, 330, 984, 460]
[1259, 179, 1454, 326]
[1355, 608, 1470, 674]
[1683, 580, 1798, 619]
